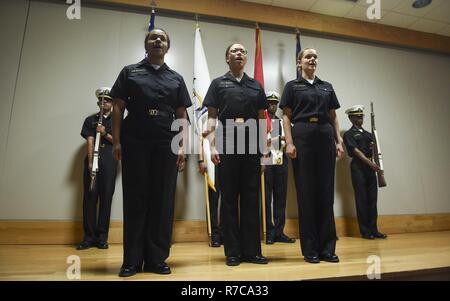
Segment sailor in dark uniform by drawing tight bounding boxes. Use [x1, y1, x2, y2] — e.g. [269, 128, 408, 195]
[110, 28, 191, 277]
[343, 105, 387, 240]
[280, 48, 344, 264]
[264, 91, 295, 245]
[77, 88, 117, 251]
[203, 43, 269, 266]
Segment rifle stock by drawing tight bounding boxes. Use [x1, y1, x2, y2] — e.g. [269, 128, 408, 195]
[371, 102, 387, 188]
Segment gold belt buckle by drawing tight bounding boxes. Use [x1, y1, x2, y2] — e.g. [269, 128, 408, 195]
[149, 109, 158, 116]
[309, 117, 318, 123]
[235, 118, 245, 123]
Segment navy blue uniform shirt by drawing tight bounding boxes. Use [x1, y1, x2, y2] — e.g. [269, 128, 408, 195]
[204, 72, 268, 122]
[110, 59, 192, 143]
[343, 126, 374, 158]
[204, 72, 268, 154]
[81, 113, 113, 146]
[279, 76, 340, 123]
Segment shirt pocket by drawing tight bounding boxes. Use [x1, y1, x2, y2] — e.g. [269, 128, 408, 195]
[128, 72, 155, 101]
[155, 79, 180, 110]
[317, 85, 334, 108]
[292, 85, 309, 108]
[245, 84, 260, 100]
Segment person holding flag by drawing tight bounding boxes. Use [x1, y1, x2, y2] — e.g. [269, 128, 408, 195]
[193, 24, 222, 248]
[203, 43, 269, 266]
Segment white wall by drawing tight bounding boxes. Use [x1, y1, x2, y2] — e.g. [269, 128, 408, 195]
[0, 0, 449, 221]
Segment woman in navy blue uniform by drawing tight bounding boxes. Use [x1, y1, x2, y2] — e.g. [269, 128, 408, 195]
[111, 28, 191, 277]
[203, 43, 269, 266]
[280, 48, 344, 264]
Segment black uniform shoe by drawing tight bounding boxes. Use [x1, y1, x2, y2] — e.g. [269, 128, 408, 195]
[226, 256, 241, 266]
[241, 255, 268, 264]
[211, 236, 221, 247]
[97, 241, 109, 249]
[275, 234, 296, 243]
[373, 232, 387, 239]
[266, 236, 274, 244]
[144, 262, 171, 275]
[76, 241, 94, 250]
[320, 254, 340, 263]
[362, 234, 375, 240]
[304, 256, 320, 264]
[118, 266, 140, 277]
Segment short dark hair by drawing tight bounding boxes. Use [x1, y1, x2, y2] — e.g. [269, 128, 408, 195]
[145, 28, 171, 50]
[225, 43, 235, 59]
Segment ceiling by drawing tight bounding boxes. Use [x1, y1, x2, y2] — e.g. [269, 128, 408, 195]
[241, 0, 450, 37]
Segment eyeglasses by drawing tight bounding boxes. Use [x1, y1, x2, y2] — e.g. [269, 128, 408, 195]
[229, 48, 248, 55]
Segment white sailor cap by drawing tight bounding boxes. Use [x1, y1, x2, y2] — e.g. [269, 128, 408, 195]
[95, 87, 112, 100]
[266, 91, 280, 102]
[345, 105, 365, 116]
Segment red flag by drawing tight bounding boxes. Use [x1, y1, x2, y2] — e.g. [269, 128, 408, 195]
[254, 26, 271, 133]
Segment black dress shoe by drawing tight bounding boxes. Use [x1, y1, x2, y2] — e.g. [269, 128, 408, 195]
[275, 234, 296, 243]
[362, 234, 375, 240]
[76, 241, 94, 250]
[304, 256, 320, 264]
[242, 255, 268, 264]
[373, 232, 387, 239]
[144, 262, 171, 275]
[320, 254, 340, 263]
[97, 241, 109, 249]
[266, 237, 274, 245]
[226, 256, 241, 266]
[119, 266, 140, 277]
[211, 236, 221, 247]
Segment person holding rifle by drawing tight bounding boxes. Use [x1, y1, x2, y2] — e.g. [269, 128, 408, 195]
[77, 87, 117, 250]
[343, 105, 387, 240]
[264, 91, 295, 245]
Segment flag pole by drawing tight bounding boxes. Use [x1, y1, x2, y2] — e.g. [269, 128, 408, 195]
[203, 168, 212, 246]
[261, 170, 267, 244]
[254, 23, 267, 244]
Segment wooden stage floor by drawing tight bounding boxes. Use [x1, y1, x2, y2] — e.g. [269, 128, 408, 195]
[0, 231, 449, 281]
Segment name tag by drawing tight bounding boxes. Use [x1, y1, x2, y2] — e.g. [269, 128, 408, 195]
[218, 81, 235, 88]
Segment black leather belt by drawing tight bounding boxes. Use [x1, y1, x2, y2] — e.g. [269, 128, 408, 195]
[148, 109, 174, 119]
[298, 117, 328, 124]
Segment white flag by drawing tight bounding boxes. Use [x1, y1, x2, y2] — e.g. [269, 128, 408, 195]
[193, 25, 216, 191]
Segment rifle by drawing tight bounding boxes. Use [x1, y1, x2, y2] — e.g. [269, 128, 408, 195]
[89, 92, 107, 191]
[371, 102, 387, 188]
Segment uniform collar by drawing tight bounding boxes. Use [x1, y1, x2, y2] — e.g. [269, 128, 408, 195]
[351, 125, 365, 132]
[137, 58, 170, 71]
[222, 71, 252, 84]
[96, 112, 112, 119]
[296, 75, 323, 85]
